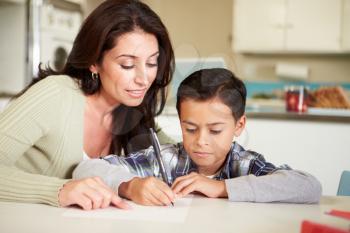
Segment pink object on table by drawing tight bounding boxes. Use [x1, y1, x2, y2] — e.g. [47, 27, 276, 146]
[326, 210, 350, 220]
[300, 220, 349, 233]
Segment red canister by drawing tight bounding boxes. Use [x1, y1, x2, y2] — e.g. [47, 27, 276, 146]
[285, 86, 308, 112]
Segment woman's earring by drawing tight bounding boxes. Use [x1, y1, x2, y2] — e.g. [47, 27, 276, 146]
[91, 72, 99, 81]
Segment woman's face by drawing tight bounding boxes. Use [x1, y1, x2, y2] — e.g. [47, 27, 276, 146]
[90, 30, 159, 107]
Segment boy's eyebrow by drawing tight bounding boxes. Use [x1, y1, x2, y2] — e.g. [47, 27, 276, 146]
[116, 51, 159, 59]
[182, 121, 225, 126]
[182, 120, 197, 126]
[206, 122, 225, 126]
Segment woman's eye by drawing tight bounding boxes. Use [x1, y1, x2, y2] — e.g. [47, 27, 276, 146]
[210, 130, 222, 135]
[121, 64, 134, 69]
[146, 63, 158, 68]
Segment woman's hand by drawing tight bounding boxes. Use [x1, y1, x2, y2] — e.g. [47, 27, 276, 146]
[172, 172, 228, 198]
[118, 177, 175, 206]
[58, 177, 130, 210]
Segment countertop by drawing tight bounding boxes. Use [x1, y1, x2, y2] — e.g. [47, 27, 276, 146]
[162, 99, 350, 123]
[244, 98, 350, 122]
[246, 106, 350, 123]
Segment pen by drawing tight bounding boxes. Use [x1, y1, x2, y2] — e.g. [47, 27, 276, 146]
[149, 128, 174, 206]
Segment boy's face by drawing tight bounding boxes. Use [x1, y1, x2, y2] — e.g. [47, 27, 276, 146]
[179, 98, 246, 176]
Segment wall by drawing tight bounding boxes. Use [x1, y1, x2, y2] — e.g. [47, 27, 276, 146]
[81, 0, 102, 18]
[236, 54, 350, 82]
[143, 0, 234, 66]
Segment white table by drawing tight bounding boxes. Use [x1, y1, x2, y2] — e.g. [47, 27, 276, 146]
[0, 196, 349, 233]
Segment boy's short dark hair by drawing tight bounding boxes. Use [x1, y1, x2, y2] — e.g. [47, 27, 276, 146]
[176, 68, 246, 121]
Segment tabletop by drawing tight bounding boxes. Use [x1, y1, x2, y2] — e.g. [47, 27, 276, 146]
[0, 196, 349, 233]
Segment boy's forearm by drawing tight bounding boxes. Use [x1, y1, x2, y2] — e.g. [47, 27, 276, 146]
[73, 159, 137, 193]
[225, 169, 322, 203]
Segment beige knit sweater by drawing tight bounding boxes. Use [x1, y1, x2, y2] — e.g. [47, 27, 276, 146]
[0, 75, 174, 207]
[0, 76, 84, 206]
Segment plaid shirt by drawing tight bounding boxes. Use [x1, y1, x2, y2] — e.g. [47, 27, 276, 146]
[103, 142, 290, 184]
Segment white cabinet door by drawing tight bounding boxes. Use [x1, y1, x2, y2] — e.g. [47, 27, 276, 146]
[233, 0, 347, 53]
[233, 0, 286, 52]
[286, 0, 341, 52]
[342, 0, 350, 50]
[242, 119, 350, 195]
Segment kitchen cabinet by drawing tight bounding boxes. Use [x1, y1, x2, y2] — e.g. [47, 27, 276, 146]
[343, 0, 350, 50]
[233, 0, 285, 51]
[233, 0, 350, 53]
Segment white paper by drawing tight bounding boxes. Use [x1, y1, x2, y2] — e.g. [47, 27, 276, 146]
[63, 196, 193, 223]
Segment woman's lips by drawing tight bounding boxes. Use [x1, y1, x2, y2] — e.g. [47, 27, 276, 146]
[126, 89, 146, 98]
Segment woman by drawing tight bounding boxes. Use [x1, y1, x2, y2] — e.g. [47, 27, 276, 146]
[0, 0, 174, 210]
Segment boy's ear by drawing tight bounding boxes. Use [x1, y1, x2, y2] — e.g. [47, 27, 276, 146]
[89, 64, 99, 73]
[234, 115, 246, 137]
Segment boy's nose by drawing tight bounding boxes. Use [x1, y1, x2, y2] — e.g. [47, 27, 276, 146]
[195, 131, 209, 146]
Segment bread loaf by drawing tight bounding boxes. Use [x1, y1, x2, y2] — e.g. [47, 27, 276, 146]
[308, 86, 350, 109]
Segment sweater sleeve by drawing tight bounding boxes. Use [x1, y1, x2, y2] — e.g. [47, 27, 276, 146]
[0, 78, 70, 206]
[225, 169, 322, 203]
[72, 159, 137, 194]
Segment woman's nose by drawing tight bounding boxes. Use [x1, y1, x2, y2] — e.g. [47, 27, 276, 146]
[134, 66, 149, 86]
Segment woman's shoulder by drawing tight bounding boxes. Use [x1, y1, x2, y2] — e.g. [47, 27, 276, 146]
[27, 75, 83, 101]
[40, 75, 80, 92]
[9, 75, 84, 109]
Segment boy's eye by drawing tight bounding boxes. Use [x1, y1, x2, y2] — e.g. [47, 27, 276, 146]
[185, 128, 196, 133]
[121, 64, 135, 69]
[210, 130, 222, 135]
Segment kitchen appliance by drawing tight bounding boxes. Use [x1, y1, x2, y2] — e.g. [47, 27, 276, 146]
[0, 0, 27, 94]
[0, 0, 82, 95]
[40, 1, 81, 72]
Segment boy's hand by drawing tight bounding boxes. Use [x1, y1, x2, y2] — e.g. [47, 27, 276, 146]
[58, 177, 131, 210]
[118, 177, 175, 206]
[171, 172, 228, 198]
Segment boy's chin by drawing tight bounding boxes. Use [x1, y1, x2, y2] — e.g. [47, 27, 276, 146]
[190, 157, 213, 167]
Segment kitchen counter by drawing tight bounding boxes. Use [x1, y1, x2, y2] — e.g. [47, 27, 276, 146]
[161, 103, 350, 123]
[244, 98, 350, 123]
[246, 106, 350, 123]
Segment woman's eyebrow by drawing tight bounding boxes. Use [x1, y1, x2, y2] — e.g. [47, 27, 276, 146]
[116, 51, 159, 59]
[116, 54, 136, 59]
[148, 51, 159, 58]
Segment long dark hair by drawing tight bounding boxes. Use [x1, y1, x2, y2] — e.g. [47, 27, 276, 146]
[20, 0, 174, 154]
[176, 68, 246, 121]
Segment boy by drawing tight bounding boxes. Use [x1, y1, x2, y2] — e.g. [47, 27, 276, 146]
[73, 68, 322, 206]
